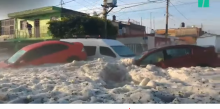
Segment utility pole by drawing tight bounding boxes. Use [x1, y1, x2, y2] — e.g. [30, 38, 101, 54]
[60, 0, 64, 8]
[165, 0, 169, 37]
[101, 0, 116, 38]
[103, 0, 107, 38]
[103, 0, 107, 20]
[153, 17, 155, 30]
[150, 12, 152, 29]
[141, 17, 142, 26]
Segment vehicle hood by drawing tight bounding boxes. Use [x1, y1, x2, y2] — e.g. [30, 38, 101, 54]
[0, 61, 9, 68]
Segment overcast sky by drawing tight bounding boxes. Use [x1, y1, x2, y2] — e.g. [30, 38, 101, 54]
[0, 0, 219, 34]
[0, 0, 59, 19]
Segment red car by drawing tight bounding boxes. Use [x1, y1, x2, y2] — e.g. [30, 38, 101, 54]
[0, 41, 87, 68]
[133, 44, 220, 68]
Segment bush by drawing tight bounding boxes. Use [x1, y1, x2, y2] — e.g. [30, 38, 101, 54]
[48, 16, 118, 39]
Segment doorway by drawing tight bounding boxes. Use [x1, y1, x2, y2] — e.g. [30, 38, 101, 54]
[34, 19, 40, 38]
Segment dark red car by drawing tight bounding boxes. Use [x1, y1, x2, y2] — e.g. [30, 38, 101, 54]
[133, 44, 220, 68]
[0, 41, 87, 68]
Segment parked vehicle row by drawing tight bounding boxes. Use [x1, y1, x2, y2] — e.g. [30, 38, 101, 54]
[0, 39, 136, 68]
[1, 38, 220, 69]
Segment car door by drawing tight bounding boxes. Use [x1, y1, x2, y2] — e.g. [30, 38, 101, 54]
[39, 44, 69, 64]
[139, 51, 166, 68]
[17, 48, 45, 66]
[162, 47, 193, 68]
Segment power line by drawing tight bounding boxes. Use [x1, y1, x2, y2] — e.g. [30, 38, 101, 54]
[56, 0, 76, 7]
[169, 1, 188, 20]
[79, 0, 220, 14]
[78, 1, 165, 12]
[73, 0, 90, 10]
[112, 0, 166, 13]
[110, 1, 198, 14]
[60, 0, 64, 8]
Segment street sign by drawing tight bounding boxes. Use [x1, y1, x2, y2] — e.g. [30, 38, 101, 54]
[198, 0, 209, 7]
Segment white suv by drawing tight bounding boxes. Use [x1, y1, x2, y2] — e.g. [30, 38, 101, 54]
[60, 38, 135, 59]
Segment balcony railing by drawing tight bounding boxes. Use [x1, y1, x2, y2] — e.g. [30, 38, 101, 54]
[0, 26, 52, 39]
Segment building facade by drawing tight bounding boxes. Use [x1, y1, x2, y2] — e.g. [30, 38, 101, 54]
[111, 19, 146, 38]
[155, 27, 205, 37]
[0, 6, 86, 39]
[155, 27, 205, 44]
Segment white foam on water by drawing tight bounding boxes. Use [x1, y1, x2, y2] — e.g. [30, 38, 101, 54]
[0, 56, 220, 104]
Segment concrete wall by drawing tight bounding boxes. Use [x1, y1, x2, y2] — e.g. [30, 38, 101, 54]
[147, 36, 155, 50]
[156, 27, 201, 37]
[117, 37, 147, 44]
[196, 36, 216, 47]
[215, 37, 220, 52]
[111, 21, 145, 36]
[116, 37, 147, 54]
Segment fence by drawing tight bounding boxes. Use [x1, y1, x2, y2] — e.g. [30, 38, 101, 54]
[0, 26, 52, 39]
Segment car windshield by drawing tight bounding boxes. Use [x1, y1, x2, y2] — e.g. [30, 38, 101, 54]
[7, 50, 26, 64]
[134, 53, 144, 60]
[111, 46, 135, 57]
[134, 48, 157, 60]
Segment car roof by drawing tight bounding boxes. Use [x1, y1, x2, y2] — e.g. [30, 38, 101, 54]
[22, 40, 67, 51]
[60, 38, 124, 46]
[145, 44, 202, 53]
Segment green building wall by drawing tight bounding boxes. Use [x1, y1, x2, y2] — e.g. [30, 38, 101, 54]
[15, 12, 61, 38]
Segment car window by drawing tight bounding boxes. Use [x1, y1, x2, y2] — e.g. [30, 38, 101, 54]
[165, 48, 191, 59]
[22, 48, 44, 62]
[22, 44, 68, 62]
[84, 46, 96, 56]
[40, 44, 68, 56]
[100, 46, 116, 58]
[140, 51, 164, 65]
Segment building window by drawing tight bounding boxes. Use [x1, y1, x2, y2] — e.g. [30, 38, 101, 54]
[1, 21, 5, 26]
[5, 20, 10, 26]
[10, 19, 14, 25]
[10, 26, 14, 35]
[1, 27, 4, 35]
[100, 46, 116, 58]
[0, 19, 15, 35]
[20, 20, 27, 30]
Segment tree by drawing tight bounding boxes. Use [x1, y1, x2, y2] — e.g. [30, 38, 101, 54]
[92, 11, 99, 17]
[48, 16, 118, 39]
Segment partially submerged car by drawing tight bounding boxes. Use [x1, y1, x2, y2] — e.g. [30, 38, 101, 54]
[60, 38, 136, 59]
[133, 44, 220, 68]
[0, 41, 87, 68]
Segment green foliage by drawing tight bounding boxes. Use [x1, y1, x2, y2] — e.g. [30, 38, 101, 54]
[47, 16, 118, 39]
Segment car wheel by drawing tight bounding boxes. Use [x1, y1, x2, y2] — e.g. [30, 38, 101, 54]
[67, 56, 79, 63]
